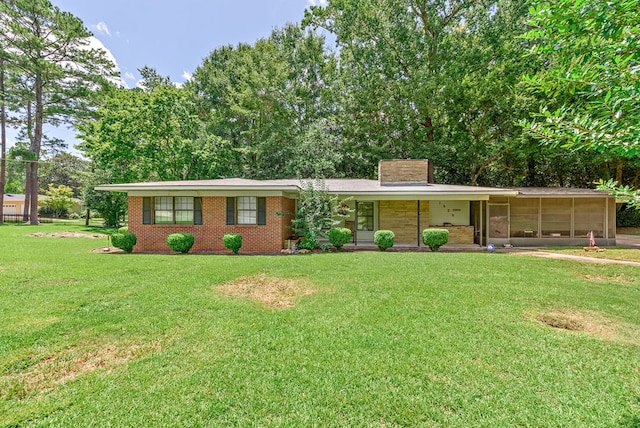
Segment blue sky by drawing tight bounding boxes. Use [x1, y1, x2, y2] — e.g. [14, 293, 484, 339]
[53, 0, 327, 87]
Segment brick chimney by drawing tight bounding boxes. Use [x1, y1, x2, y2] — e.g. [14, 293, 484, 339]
[378, 159, 434, 185]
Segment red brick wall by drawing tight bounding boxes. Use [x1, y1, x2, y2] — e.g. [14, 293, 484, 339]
[128, 196, 295, 253]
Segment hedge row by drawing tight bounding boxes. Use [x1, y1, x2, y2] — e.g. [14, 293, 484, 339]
[110, 231, 243, 254]
[111, 227, 451, 254]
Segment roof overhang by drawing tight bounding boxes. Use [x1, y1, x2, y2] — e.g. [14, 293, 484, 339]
[95, 184, 301, 192]
[332, 190, 518, 201]
[95, 182, 519, 200]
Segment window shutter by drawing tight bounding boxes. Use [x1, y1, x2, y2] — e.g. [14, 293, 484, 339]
[194, 197, 203, 225]
[226, 197, 235, 225]
[257, 197, 266, 225]
[143, 197, 151, 224]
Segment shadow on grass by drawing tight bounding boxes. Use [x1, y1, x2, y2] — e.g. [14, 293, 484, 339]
[619, 414, 640, 428]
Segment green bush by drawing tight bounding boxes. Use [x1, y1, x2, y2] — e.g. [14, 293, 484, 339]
[223, 233, 242, 254]
[617, 205, 640, 227]
[374, 230, 395, 251]
[167, 233, 195, 253]
[422, 228, 449, 252]
[297, 238, 315, 251]
[328, 227, 351, 250]
[111, 231, 137, 253]
[38, 205, 68, 219]
[118, 226, 128, 233]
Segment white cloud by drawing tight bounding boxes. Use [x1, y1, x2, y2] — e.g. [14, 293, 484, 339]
[181, 70, 193, 81]
[86, 37, 126, 87]
[93, 21, 111, 37]
[307, 0, 328, 6]
[124, 72, 136, 81]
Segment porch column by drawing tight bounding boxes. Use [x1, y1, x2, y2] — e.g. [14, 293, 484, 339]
[480, 201, 484, 247]
[354, 200, 358, 246]
[417, 200, 421, 247]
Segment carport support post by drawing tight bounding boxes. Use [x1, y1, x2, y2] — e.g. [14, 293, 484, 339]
[417, 200, 421, 247]
[354, 200, 358, 246]
[480, 201, 484, 247]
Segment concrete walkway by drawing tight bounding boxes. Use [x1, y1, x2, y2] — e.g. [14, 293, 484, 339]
[510, 234, 640, 266]
[513, 250, 640, 267]
[615, 234, 640, 249]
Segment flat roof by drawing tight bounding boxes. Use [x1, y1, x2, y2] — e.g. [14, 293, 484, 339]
[96, 179, 613, 199]
[512, 187, 610, 196]
[96, 178, 519, 197]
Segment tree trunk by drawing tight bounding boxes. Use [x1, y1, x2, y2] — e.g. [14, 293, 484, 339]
[616, 160, 623, 184]
[30, 74, 43, 225]
[424, 116, 434, 143]
[0, 57, 6, 224]
[23, 163, 31, 221]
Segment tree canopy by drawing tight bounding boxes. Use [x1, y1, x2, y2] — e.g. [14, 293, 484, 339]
[0, 0, 118, 223]
[522, 0, 639, 156]
[2, 0, 637, 222]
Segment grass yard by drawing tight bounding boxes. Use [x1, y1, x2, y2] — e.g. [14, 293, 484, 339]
[1, 222, 639, 427]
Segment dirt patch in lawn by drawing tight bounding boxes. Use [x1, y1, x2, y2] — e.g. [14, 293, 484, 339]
[573, 272, 633, 284]
[3, 341, 161, 398]
[534, 310, 640, 345]
[217, 273, 316, 309]
[30, 232, 106, 239]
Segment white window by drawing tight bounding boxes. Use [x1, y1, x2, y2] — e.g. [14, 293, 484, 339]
[237, 196, 257, 225]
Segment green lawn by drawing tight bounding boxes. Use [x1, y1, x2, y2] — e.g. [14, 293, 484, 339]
[1, 223, 639, 427]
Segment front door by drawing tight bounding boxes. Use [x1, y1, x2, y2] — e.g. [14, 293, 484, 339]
[356, 201, 375, 242]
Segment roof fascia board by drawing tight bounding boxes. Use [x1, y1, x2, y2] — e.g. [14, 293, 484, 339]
[96, 184, 300, 192]
[513, 194, 611, 198]
[333, 192, 517, 201]
[127, 190, 290, 197]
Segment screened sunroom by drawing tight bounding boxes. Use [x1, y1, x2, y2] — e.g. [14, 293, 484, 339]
[485, 188, 616, 247]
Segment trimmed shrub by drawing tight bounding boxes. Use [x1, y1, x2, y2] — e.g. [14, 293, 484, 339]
[111, 231, 137, 253]
[617, 205, 640, 227]
[118, 226, 128, 233]
[297, 238, 315, 251]
[422, 228, 449, 252]
[167, 232, 195, 253]
[374, 230, 395, 251]
[223, 233, 242, 254]
[328, 227, 351, 250]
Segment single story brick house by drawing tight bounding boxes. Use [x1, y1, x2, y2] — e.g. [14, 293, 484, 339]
[96, 159, 616, 253]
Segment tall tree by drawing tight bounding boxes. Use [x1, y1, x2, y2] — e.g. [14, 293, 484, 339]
[0, 0, 117, 223]
[522, 0, 639, 157]
[306, 0, 537, 184]
[522, 0, 640, 205]
[38, 152, 89, 197]
[0, 56, 7, 223]
[189, 24, 339, 179]
[79, 70, 235, 183]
